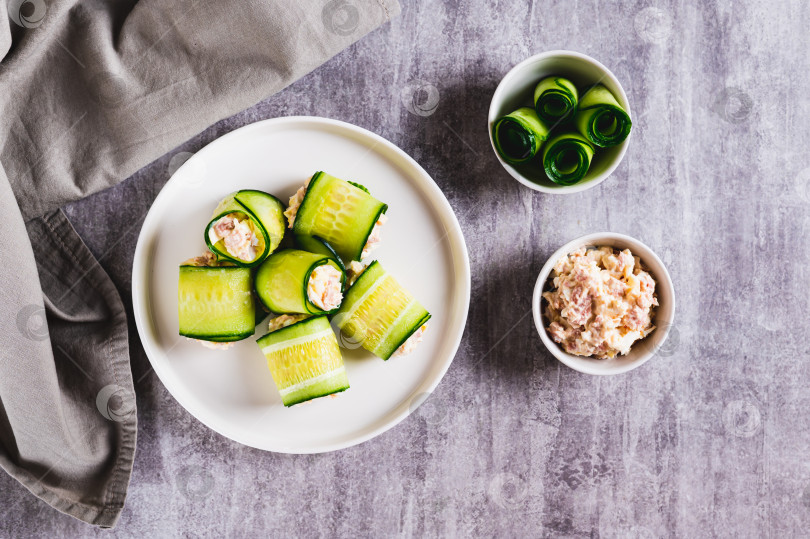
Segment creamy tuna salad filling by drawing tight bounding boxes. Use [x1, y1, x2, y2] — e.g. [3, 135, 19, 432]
[360, 213, 388, 260]
[394, 324, 428, 357]
[267, 314, 309, 333]
[283, 179, 310, 228]
[208, 214, 259, 261]
[542, 247, 658, 359]
[183, 250, 219, 267]
[345, 261, 367, 288]
[307, 265, 343, 311]
[195, 340, 236, 351]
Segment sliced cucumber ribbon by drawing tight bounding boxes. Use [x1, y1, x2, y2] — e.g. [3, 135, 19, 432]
[260, 327, 334, 355]
[334, 261, 431, 360]
[542, 132, 595, 186]
[204, 190, 286, 268]
[178, 265, 255, 342]
[256, 315, 349, 407]
[254, 249, 345, 315]
[492, 107, 550, 165]
[574, 85, 632, 148]
[293, 172, 388, 263]
[534, 77, 578, 125]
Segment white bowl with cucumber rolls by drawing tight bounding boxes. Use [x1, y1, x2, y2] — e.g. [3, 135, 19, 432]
[489, 50, 632, 193]
[532, 233, 675, 375]
[132, 116, 470, 453]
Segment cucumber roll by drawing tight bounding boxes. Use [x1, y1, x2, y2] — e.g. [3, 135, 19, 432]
[333, 261, 431, 360]
[254, 249, 345, 315]
[534, 76, 578, 124]
[542, 132, 595, 186]
[285, 172, 388, 263]
[178, 255, 255, 349]
[257, 315, 350, 406]
[574, 85, 632, 148]
[205, 190, 286, 268]
[492, 107, 550, 165]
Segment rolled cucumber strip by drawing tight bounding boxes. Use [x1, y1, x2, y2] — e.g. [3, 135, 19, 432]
[574, 85, 632, 148]
[178, 265, 255, 341]
[534, 76, 578, 124]
[333, 261, 431, 360]
[257, 316, 350, 407]
[492, 107, 550, 165]
[542, 132, 595, 186]
[293, 172, 387, 263]
[204, 190, 286, 268]
[294, 234, 346, 273]
[254, 249, 345, 315]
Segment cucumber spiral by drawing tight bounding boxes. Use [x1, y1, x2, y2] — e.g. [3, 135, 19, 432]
[574, 84, 632, 148]
[542, 133, 595, 186]
[492, 107, 550, 165]
[534, 77, 578, 124]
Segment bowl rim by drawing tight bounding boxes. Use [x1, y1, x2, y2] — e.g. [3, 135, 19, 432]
[488, 50, 632, 194]
[531, 232, 675, 375]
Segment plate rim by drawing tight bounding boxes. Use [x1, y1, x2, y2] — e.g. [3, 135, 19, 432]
[131, 115, 471, 453]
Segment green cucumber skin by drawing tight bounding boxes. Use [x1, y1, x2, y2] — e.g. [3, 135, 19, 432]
[574, 85, 632, 148]
[293, 172, 388, 263]
[254, 249, 345, 315]
[285, 385, 349, 407]
[492, 107, 550, 165]
[204, 190, 286, 268]
[379, 311, 431, 361]
[234, 190, 286, 253]
[256, 315, 349, 407]
[542, 132, 595, 186]
[334, 261, 431, 360]
[335, 260, 383, 325]
[178, 266, 255, 341]
[257, 314, 328, 347]
[294, 234, 347, 274]
[347, 181, 370, 194]
[533, 76, 579, 124]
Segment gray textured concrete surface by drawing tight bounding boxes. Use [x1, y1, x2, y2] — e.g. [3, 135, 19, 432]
[2, 0, 810, 537]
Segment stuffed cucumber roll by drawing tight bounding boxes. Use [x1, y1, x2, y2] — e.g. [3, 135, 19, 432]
[334, 261, 431, 360]
[205, 190, 286, 268]
[257, 315, 350, 406]
[254, 249, 345, 315]
[285, 172, 388, 263]
[178, 252, 255, 349]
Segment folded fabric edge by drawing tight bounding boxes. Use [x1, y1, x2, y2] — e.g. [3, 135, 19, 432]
[15, 210, 138, 529]
[0, 460, 127, 528]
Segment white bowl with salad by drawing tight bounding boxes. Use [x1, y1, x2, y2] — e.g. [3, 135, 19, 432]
[532, 233, 675, 375]
[488, 50, 632, 194]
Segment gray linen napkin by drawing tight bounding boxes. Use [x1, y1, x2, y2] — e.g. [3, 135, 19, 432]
[0, 0, 400, 527]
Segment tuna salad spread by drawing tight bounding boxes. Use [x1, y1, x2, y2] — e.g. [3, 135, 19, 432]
[207, 214, 259, 262]
[307, 264, 343, 311]
[542, 246, 658, 358]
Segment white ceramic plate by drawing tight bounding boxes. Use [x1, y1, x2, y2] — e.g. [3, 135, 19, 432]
[132, 116, 470, 453]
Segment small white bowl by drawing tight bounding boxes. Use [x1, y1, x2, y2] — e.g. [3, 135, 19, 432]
[532, 233, 675, 375]
[488, 50, 632, 194]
